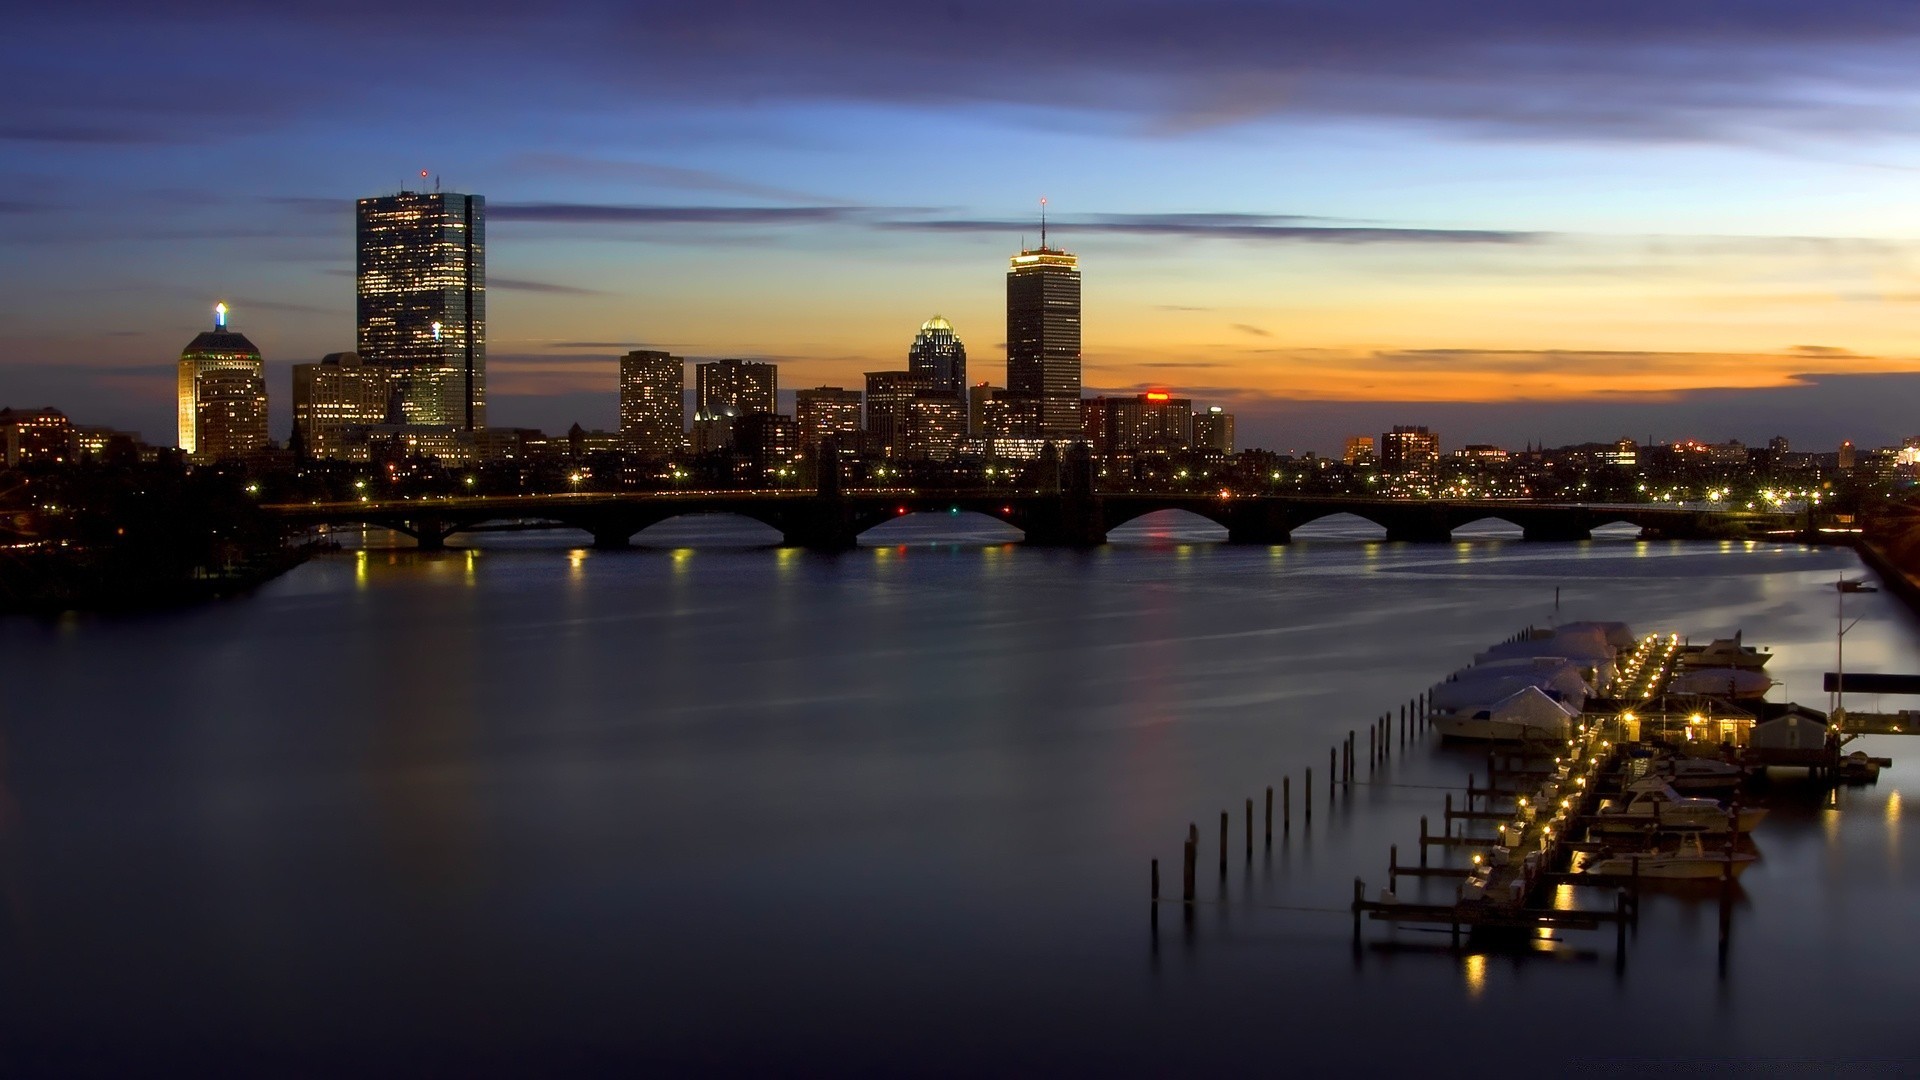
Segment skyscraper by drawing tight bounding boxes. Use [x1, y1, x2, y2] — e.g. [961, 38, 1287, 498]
[907, 316, 966, 399]
[177, 303, 267, 462]
[292, 352, 392, 461]
[1193, 406, 1235, 453]
[795, 387, 862, 453]
[694, 359, 777, 417]
[1006, 217, 1081, 441]
[863, 371, 926, 459]
[356, 188, 486, 429]
[619, 350, 685, 459]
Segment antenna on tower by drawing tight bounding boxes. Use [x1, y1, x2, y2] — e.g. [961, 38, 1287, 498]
[1039, 196, 1048, 250]
[214, 301, 228, 330]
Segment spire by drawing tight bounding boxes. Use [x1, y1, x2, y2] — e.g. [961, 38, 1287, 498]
[1039, 196, 1048, 251]
[214, 301, 228, 330]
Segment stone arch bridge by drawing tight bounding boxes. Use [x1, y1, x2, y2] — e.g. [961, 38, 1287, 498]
[267, 491, 1800, 551]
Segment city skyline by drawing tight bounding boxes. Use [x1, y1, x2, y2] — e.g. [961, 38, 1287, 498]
[12, 3, 1920, 452]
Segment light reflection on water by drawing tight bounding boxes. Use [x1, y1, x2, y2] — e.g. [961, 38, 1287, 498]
[3, 516, 1919, 1070]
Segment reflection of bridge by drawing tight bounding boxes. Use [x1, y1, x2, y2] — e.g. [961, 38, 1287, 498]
[266, 490, 1800, 551]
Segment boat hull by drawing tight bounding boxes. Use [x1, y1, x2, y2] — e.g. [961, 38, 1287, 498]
[1584, 853, 1756, 879]
[1432, 716, 1572, 742]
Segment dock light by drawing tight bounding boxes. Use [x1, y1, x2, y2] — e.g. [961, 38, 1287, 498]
[1472, 854, 1483, 866]
[1561, 798, 1571, 809]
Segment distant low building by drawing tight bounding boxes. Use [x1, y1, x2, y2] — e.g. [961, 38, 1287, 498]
[292, 351, 392, 461]
[0, 407, 74, 466]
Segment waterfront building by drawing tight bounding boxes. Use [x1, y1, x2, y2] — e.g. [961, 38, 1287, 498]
[1006, 222, 1082, 441]
[355, 188, 486, 429]
[983, 391, 1046, 460]
[1193, 406, 1235, 453]
[864, 371, 927, 459]
[178, 305, 267, 462]
[737, 412, 801, 483]
[905, 396, 966, 461]
[619, 350, 685, 460]
[1343, 435, 1376, 466]
[292, 352, 392, 461]
[0, 407, 74, 466]
[795, 387, 862, 453]
[907, 316, 967, 400]
[694, 359, 776, 417]
[1380, 425, 1439, 474]
[1083, 393, 1193, 460]
[690, 405, 742, 454]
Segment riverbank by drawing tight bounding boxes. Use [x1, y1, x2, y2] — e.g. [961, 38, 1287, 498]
[0, 543, 316, 616]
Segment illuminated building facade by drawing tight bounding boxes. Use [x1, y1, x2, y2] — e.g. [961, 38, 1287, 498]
[1082, 393, 1192, 459]
[1193, 406, 1235, 453]
[178, 305, 267, 462]
[907, 316, 967, 400]
[619, 350, 685, 460]
[292, 352, 392, 461]
[355, 190, 486, 429]
[1006, 231, 1082, 441]
[904, 397, 965, 461]
[1380, 425, 1440, 474]
[0, 407, 74, 466]
[864, 371, 926, 459]
[1343, 436, 1376, 466]
[795, 387, 862, 453]
[694, 359, 776, 417]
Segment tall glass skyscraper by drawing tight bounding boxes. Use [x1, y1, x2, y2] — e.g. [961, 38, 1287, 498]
[355, 190, 486, 429]
[1006, 235, 1081, 441]
[906, 316, 966, 400]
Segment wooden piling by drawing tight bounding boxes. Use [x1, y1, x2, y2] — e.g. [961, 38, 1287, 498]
[1368, 726, 1376, 770]
[1419, 816, 1429, 867]
[1182, 834, 1196, 907]
[1219, 811, 1229, 878]
[1306, 768, 1313, 823]
[1352, 878, 1364, 950]
[1283, 776, 1292, 832]
[1151, 859, 1160, 929]
[1331, 746, 1339, 791]
[1389, 844, 1398, 891]
[1264, 786, 1273, 847]
[1245, 798, 1253, 862]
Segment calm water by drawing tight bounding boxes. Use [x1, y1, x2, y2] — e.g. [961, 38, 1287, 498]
[3, 512, 1917, 1073]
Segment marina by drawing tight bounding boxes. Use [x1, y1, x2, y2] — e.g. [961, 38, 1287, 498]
[1156, 611, 1908, 971]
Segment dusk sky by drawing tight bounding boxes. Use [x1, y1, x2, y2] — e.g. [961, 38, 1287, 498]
[8, 1, 1920, 452]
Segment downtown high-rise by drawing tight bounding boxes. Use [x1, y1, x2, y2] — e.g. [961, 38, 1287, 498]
[619, 350, 685, 460]
[1006, 230, 1081, 441]
[907, 316, 966, 400]
[355, 189, 486, 429]
[177, 303, 268, 463]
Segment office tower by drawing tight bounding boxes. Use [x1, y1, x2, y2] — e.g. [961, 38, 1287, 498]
[905, 397, 966, 461]
[292, 352, 392, 461]
[1380, 425, 1440, 473]
[1006, 218, 1082, 441]
[795, 387, 862, 453]
[737, 412, 800, 483]
[1839, 440, 1857, 471]
[1343, 436, 1375, 466]
[967, 382, 996, 436]
[695, 359, 777, 418]
[0, 407, 74, 467]
[1082, 393, 1192, 460]
[1193, 406, 1235, 453]
[619, 350, 685, 460]
[864, 371, 926, 459]
[355, 189, 486, 429]
[178, 304, 267, 462]
[907, 316, 966, 399]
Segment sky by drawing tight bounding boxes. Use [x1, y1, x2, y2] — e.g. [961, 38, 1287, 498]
[7, 1, 1920, 454]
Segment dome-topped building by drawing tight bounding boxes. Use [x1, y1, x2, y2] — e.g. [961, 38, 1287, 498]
[907, 315, 966, 399]
[177, 303, 267, 461]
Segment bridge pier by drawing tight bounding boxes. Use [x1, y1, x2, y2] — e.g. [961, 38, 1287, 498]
[1522, 523, 1592, 542]
[1018, 496, 1108, 547]
[590, 526, 635, 550]
[773, 500, 867, 551]
[1384, 523, 1454, 543]
[403, 518, 456, 551]
[1224, 502, 1293, 545]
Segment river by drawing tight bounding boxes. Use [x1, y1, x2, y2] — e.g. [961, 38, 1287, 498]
[2, 513, 1915, 1073]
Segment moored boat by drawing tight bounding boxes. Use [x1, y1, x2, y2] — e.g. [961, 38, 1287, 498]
[1592, 779, 1767, 834]
[1580, 834, 1758, 880]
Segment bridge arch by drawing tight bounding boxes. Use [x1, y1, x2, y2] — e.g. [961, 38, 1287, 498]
[1286, 509, 1393, 538]
[626, 511, 786, 546]
[1105, 507, 1230, 542]
[856, 508, 1025, 545]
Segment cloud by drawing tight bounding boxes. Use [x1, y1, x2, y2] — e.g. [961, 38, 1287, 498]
[1230, 324, 1272, 337]
[490, 276, 609, 296]
[13, 3, 1920, 148]
[888, 212, 1536, 244]
[504, 153, 837, 204]
[490, 203, 863, 225]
